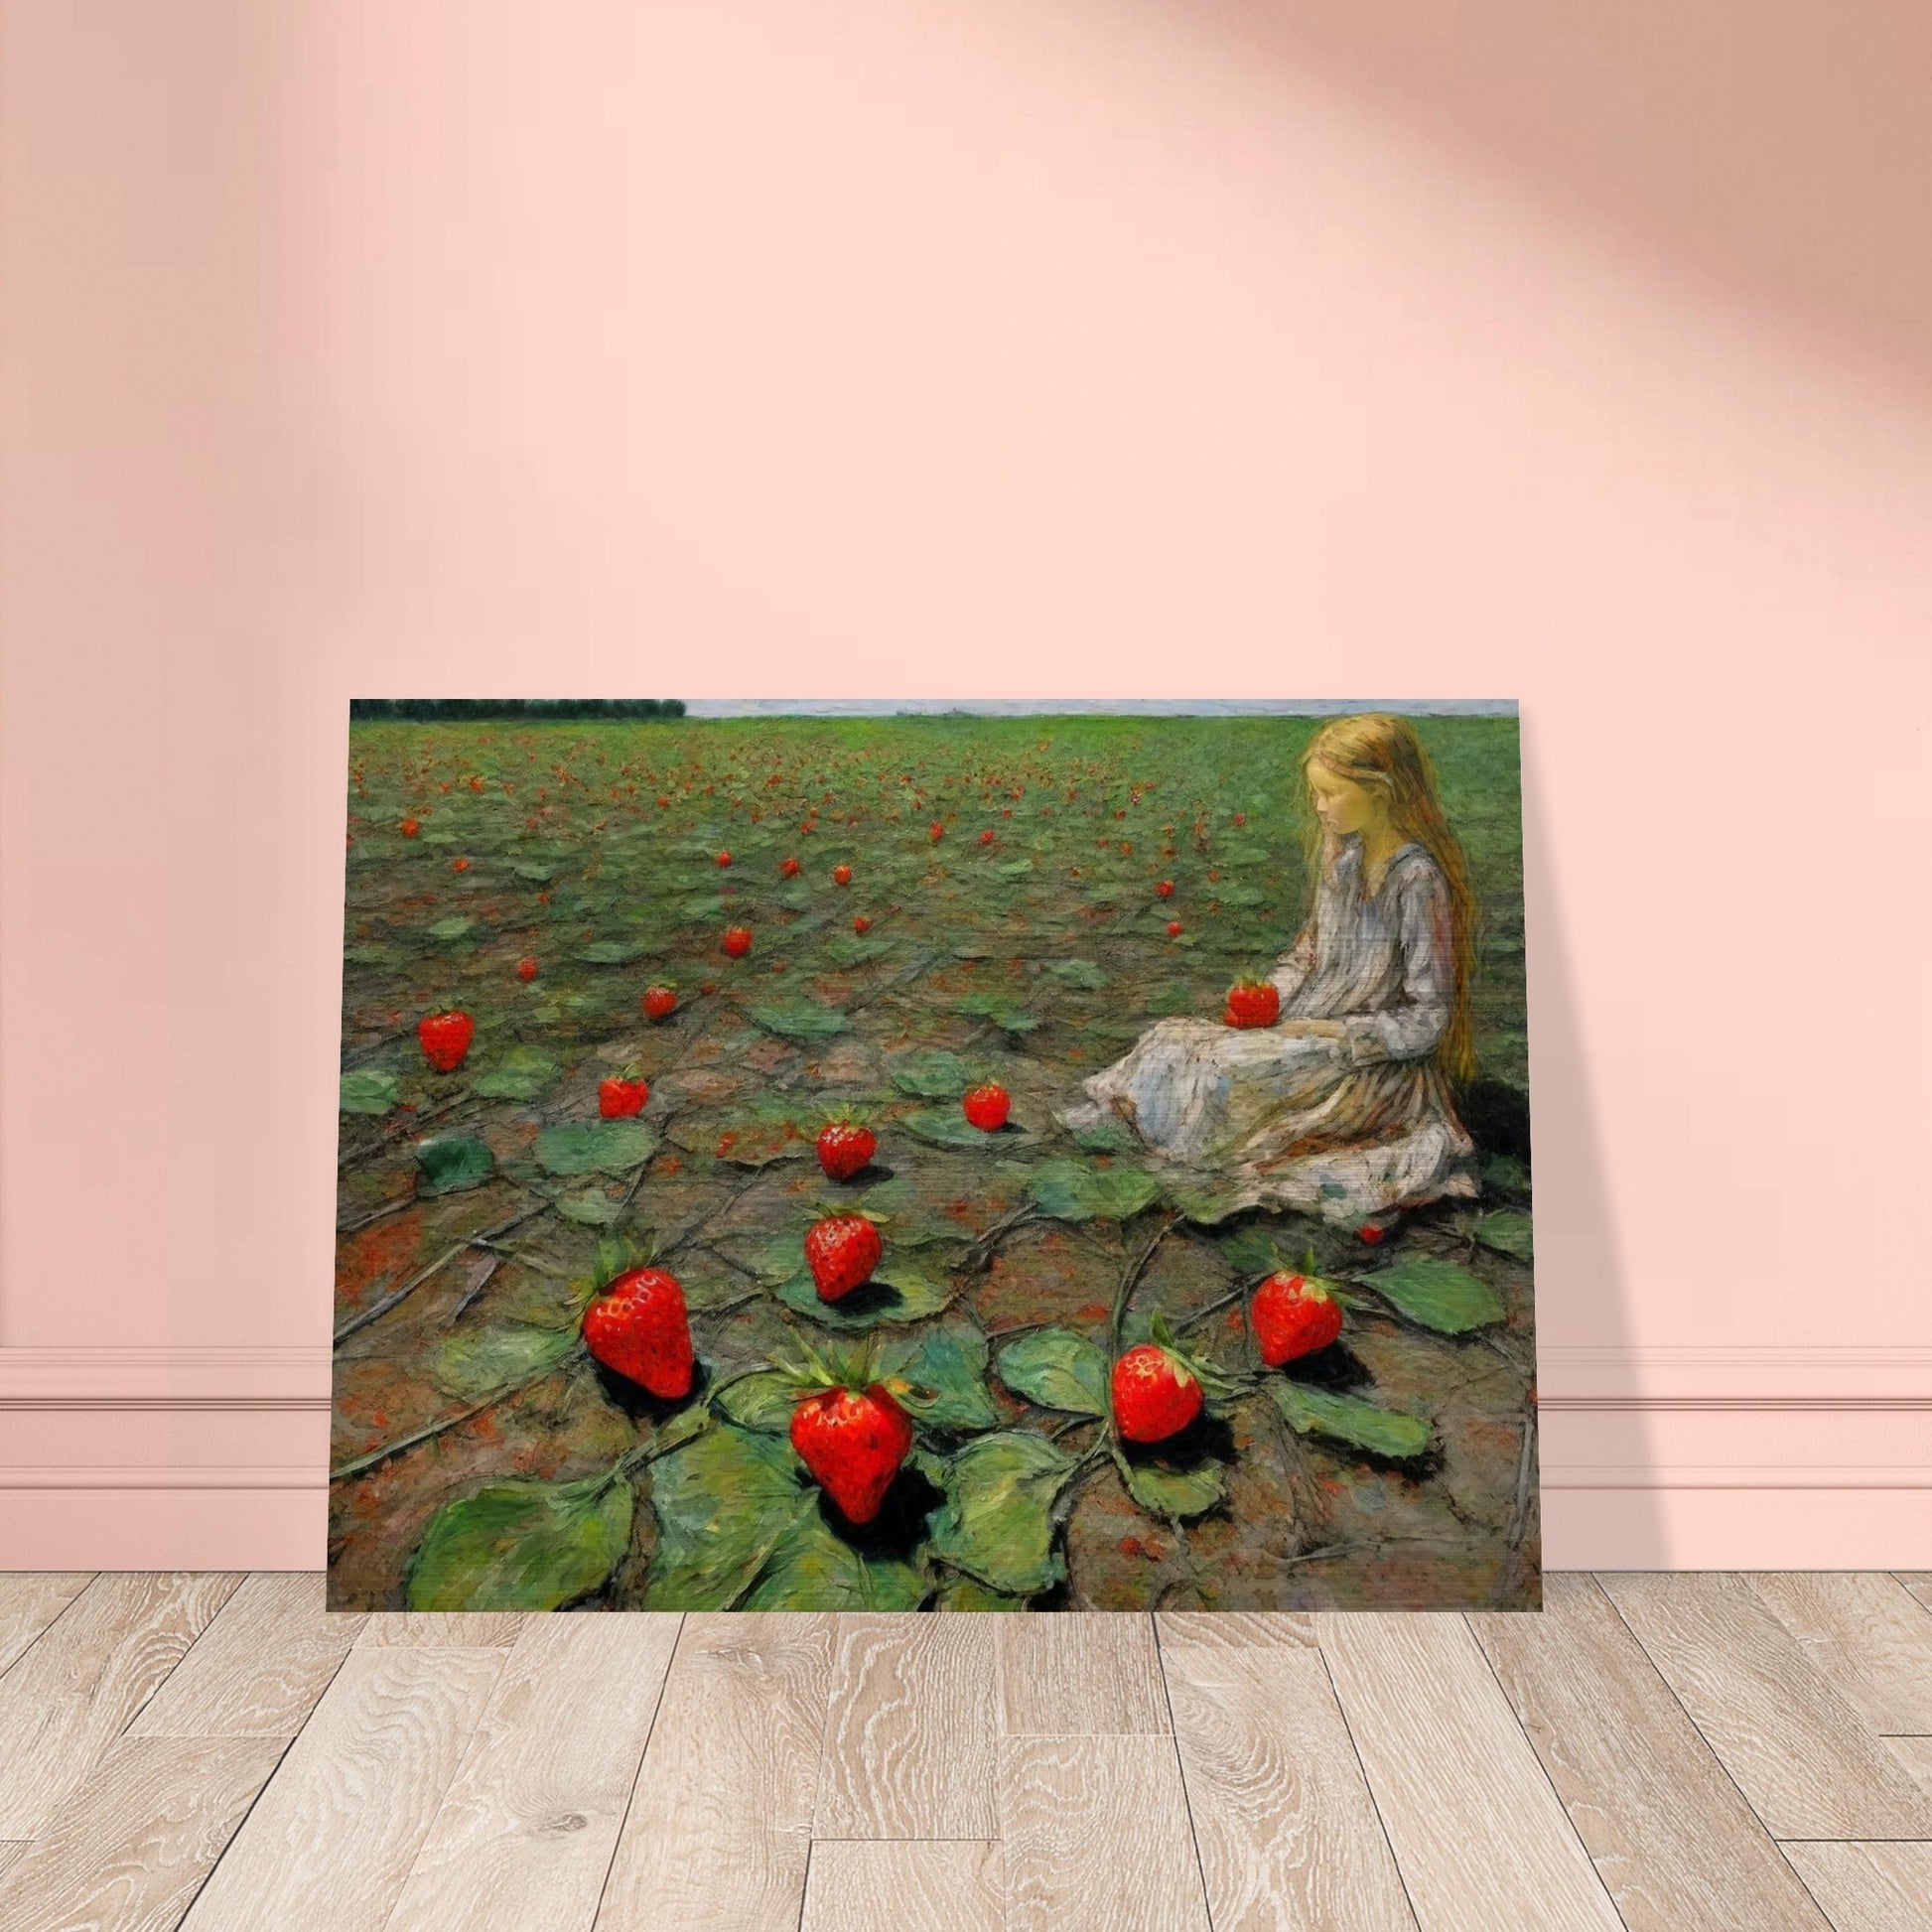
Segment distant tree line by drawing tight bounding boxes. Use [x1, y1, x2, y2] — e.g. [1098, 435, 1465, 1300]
[348, 699, 687, 721]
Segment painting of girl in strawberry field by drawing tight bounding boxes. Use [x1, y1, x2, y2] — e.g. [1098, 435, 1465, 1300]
[331, 701, 1537, 1613]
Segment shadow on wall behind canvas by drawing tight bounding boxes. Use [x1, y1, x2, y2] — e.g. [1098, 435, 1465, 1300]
[330, 701, 1537, 1612]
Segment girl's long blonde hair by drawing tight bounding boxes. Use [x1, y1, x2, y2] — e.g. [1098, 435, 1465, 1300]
[1299, 713, 1481, 1088]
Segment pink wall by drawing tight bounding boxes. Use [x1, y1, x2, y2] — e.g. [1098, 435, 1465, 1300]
[3, 0, 1928, 1568]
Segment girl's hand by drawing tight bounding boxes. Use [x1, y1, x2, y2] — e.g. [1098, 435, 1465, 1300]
[1278, 1019, 1347, 1040]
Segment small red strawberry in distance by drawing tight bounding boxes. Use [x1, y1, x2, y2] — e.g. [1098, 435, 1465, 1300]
[804, 1213, 882, 1302]
[979, 828, 995, 845]
[1155, 879, 1174, 897]
[1167, 919, 1183, 937]
[452, 856, 471, 873]
[400, 816, 421, 838]
[1224, 979, 1281, 1029]
[716, 850, 732, 868]
[853, 915, 872, 934]
[642, 983, 677, 1021]
[515, 956, 539, 982]
[779, 856, 801, 878]
[790, 1382, 912, 1524]
[928, 820, 944, 843]
[582, 1267, 693, 1399]
[599, 1072, 649, 1119]
[1251, 1269, 1344, 1366]
[1111, 1343, 1202, 1444]
[833, 863, 853, 886]
[961, 1083, 1010, 1132]
[722, 925, 753, 958]
[816, 1119, 877, 1181]
[417, 1010, 475, 1072]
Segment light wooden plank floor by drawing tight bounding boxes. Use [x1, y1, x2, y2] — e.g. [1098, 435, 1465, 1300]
[0, 1572, 1926, 1930]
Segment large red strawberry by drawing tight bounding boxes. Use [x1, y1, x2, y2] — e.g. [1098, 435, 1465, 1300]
[816, 1120, 877, 1181]
[1111, 1343, 1202, 1444]
[417, 1010, 475, 1072]
[722, 925, 753, 958]
[1224, 979, 1281, 1029]
[790, 1382, 912, 1524]
[1251, 1269, 1344, 1366]
[599, 1072, 649, 1119]
[804, 1213, 882, 1301]
[961, 1083, 1010, 1132]
[642, 983, 677, 1021]
[582, 1267, 693, 1399]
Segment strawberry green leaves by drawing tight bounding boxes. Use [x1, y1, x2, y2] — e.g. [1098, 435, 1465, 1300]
[887, 1049, 976, 1099]
[1351, 1253, 1505, 1334]
[339, 1070, 400, 1116]
[415, 1134, 495, 1194]
[1026, 1158, 1161, 1224]
[534, 1120, 656, 1176]
[874, 1317, 1000, 1434]
[574, 939, 652, 966]
[639, 1423, 814, 1610]
[927, 1431, 1079, 1598]
[1267, 1379, 1435, 1461]
[1474, 1210, 1534, 1261]
[746, 997, 848, 1041]
[741, 1511, 925, 1611]
[1113, 1448, 1225, 1520]
[471, 1046, 561, 1101]
[772, 1249, 960, 1331]
[431, 1319, 580, 1400]
[898, 1108, 1029, 1151]
[995, 1327, 1109, 1416]
[405, 1471, 631, 1612]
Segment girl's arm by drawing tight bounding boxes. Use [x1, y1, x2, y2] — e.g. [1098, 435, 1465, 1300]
[1269, 917, 1316, 1000]
[1340, 865, 1452, 1065]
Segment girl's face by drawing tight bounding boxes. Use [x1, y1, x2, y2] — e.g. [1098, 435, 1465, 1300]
[1306, 759, 1384, 838]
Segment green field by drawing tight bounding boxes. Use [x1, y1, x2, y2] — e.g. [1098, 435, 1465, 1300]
[332, 712, 1537, 1611]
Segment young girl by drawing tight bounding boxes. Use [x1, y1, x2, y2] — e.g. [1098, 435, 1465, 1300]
[1060, 712, 1483, 1228]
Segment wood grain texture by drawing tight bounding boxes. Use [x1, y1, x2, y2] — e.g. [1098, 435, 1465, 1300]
[130, 1573, 365, 1738]
[1882, 1734, 1932, 1795]
[1161, 1627, 1418, 1931]
[1001, 1612, 1169, 1735]
[813, 1613, 999, 1838]
[801, 1841, 1004, 1932]
[177, 1644, 504, 1932]
[0, 1734, 285, 1932]
[1158, 1610, 1317, 1651]
[1316, 1610, 1624, 1932]
[595, 1613, 833, 1932]
[0, 1574, 92, 1679]
[1001, 1733, 1210, 1932]
[1892, 1573, 1932, 1614]
[1778, 1841, 1932, 1931]
[1469, 1576, 1832, 1932]
[1597, 1573, 1932, 1840]
[1749, 1572, 1932, 1735]
[357, 1610, 525, 1647]
[0, 1572, 240, 1838]
[383, 1614, 682, 1932]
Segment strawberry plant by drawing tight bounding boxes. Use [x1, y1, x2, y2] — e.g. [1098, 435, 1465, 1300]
[332, 711, 1535, 1613]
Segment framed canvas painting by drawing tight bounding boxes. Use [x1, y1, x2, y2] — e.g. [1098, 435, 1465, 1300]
[331, 701, 1536, 1612]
